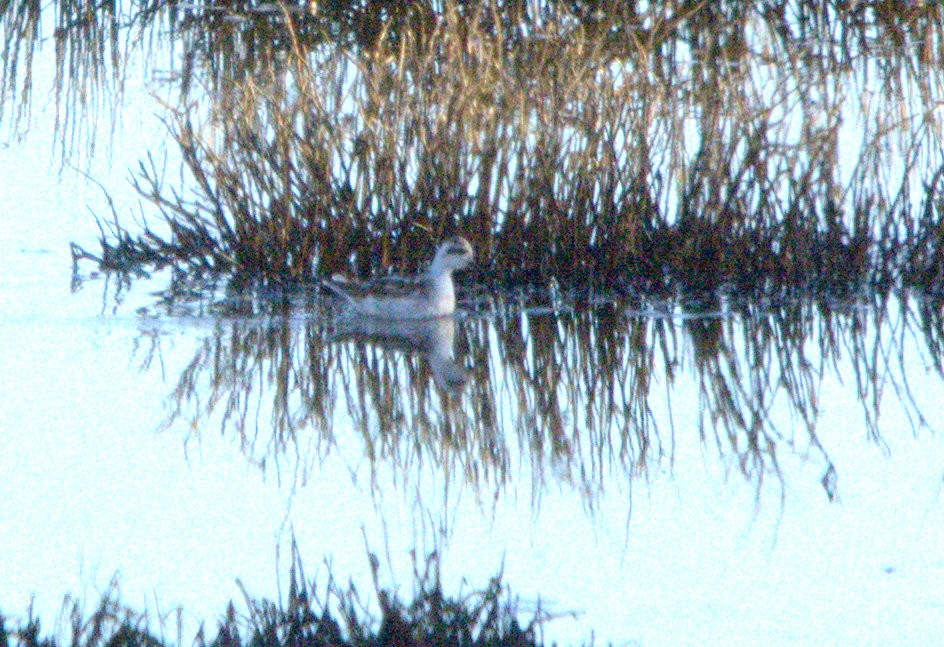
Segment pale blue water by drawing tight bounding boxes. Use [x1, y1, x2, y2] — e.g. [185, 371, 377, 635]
[3, 58, 944, 647]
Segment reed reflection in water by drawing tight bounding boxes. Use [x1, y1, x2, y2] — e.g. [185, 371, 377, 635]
[145, 289, 944, 515]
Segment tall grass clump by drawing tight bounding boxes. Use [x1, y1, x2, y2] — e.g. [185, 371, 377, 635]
[0, 550, 547, 647]
[0, 0, 140, 161]
[7, 1, 944, 294]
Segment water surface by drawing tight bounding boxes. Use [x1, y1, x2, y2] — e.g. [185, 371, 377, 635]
[3, 165, 944, 643]
[2, 19, 944, 641]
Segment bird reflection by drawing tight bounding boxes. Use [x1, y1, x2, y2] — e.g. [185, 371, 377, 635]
[330, 313, 470, 393]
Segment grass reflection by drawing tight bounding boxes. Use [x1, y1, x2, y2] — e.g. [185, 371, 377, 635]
[143, 289, 942, 509]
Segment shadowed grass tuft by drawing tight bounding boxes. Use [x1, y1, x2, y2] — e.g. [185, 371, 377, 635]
[4, 2, 944, 295]
[69, 2, 944, 297]
[1, 550, 553, 647]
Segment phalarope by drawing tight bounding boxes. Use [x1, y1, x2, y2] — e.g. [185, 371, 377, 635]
[323, 236, 474, 319]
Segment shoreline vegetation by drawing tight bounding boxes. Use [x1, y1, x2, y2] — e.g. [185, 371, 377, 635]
[0, 550, 548, 647]
[4, 1, 943, 296]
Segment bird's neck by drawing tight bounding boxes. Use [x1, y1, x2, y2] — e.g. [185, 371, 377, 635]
[428, 255, 448, 278]
[428, 268, 455, 305]
[429, 266, 453, 287]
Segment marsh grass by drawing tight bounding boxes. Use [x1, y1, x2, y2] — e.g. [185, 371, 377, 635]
[2, 581, 174, 647]
[46, 1, 943, 296]
[0, 550, 545, 647]
[0, 0, 135, 159]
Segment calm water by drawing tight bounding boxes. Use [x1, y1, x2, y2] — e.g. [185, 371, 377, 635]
[3, 78, 944, 647]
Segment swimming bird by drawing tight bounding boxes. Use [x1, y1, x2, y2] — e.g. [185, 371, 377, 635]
[322, 236, 474, 319]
